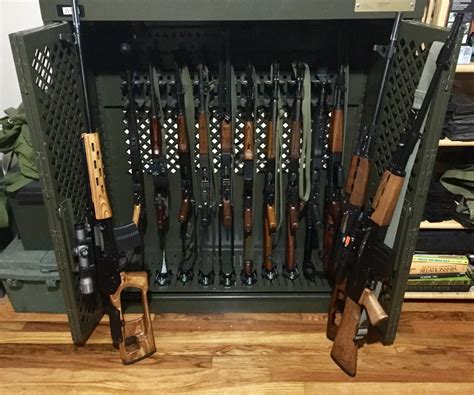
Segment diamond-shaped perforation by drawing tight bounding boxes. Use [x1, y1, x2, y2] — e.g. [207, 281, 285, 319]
[35, 43, 87, 222]
[164, 110, 179, 173]
[281, 111, 291, 172]
[234, 112, 245, 173]
[373, 39, 428, 179]
[123, 109, 153, 172]
[32, 46, 53, 93]
[256, 108, 267, 174]
[209, 109, 221, 173]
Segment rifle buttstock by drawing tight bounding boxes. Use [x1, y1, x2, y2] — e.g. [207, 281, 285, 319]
[82, 132, 113, 220]
[243, 121, 255, 161]
[326, 278, 347, 341]
[330, 296, 361, 377]
[109, 271, 156, 365]
[359, 288, 388, 326]
[345, 155, 370, 208]
[221, 120, 232, 153]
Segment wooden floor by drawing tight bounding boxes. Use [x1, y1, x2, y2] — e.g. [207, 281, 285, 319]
[0, 297, 473, 394]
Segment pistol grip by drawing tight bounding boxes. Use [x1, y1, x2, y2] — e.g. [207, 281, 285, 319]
[109, 272, 156, 365]
[330, 296, 361, 377]
[359, 288, 388, 327]
[132, 204, 141, 227]
[244, 207, 252, 234]
[178, 198, 191, 223]
[266, 205, 277, 232]
[326, 279, 347, 341]
[222, 200, 232, 229]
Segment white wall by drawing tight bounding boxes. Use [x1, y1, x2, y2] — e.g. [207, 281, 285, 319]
[0, 0, 42, 113]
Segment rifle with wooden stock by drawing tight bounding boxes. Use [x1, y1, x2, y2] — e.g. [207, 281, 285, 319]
[284, 63, 305, 280]
[322, 64, 345, 283]
[242, 64, 257, 286]
[302, 80, 327, 282]
[262, 62, 280, 281]
[330, 15, 463, 376]
[218, 35, 236, 287]
[71, 0, 155, 365]
[148, 59, 171, 286]
[197, 63, 216, 286]
[327, 13, 402, 341]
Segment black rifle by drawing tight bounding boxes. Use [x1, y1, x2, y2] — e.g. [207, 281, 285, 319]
[330, 14, 463, 377]
[262, 62, 280, 281]
[284, 63, 305, 280]
[70, 0, 155, 365]
[148, 60, 171, 286]
[242, 63, 257, 286]
[302, 80, 326, 282]
[197, 63, 216, 286]
[218, 33, 235, 287]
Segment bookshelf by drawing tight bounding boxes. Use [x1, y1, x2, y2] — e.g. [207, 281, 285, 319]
[439, 138, 474, 147]
[419, 220, 466, 229]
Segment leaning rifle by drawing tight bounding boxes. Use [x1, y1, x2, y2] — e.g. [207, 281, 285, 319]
[70, 0, 155, 365]
[330, 15, 463, 377]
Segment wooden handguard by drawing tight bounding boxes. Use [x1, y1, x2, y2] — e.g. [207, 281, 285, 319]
[371, 170, 404, 227]
[150, 116, 162, 155]
[266, 121, 275, 160]
[329, 109, 344, 153]
[177, 115, 189, 153]
[244, 207, 252, 234]
[359, 288, 388, 327]
[330, 296, 361, 377]
[82, 132, 113, 220]
[178, 198, 191, 223]
[109, 272, 156, 365]
[266, 204, 277, 233]
[221, 120, 232, 153]
[243, 121, 254, 161]
[345, 155, 370, 208]
[326, 278, 347, 341]
[289, 205, 299, 232]
[198, 113, 209, 156]
[290, 121, 301, 160]
[222, 199, 232, 229]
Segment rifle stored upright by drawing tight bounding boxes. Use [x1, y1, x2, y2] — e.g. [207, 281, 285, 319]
[284, 63, 305, 280]
[241, 64, 257, 286]
[330, 15, 463, 377]
[71, 0, 155, 365]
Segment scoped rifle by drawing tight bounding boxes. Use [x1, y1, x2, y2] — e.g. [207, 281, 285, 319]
[284, 63, 305, 280]
[322, 64, 345, 283]
[302, 80, 326, 282]
[330, 15, 463, 377]
[262, 62, 280, 281]
[242, 63, 257, 286]
[218, 34, 235, 286]
[327, 13, 402, 341]
[70, 0, 155, 364]
[175, 59, 195, 278]
[197, 63, 216, 286]
[148, 59, 171, 286]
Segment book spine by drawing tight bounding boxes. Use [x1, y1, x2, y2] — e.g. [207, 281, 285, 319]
[405, 284, 472, 292]
[409, 264, 468, 275]
[408, 272, 468, 280]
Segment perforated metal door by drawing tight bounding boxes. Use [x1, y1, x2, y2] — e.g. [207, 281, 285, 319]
[10, 22, 103, 345]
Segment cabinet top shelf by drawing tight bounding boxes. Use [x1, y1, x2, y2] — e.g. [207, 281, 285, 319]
[39, 0, 424, 22]
[420, 220, 466, 230]
[456, 63, 474, 73]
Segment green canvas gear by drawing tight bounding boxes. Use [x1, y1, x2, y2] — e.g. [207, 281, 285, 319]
[0, 104, 39, 228]
[440, 165, 474, 220]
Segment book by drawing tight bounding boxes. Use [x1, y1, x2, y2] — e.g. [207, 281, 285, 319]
[408, 272, 470, 280]
[407, 274, 472, 286]
[410, 254, 469, 275]
[405, 284, 472, 292]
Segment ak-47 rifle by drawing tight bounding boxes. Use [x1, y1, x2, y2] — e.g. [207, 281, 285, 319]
[330, 15, 463, 377]
[148, 59, 171, 286]
[175, 59, 195, 274]
[284, 63, 305, 280]
[302, 80, 326, 282]
[218, 34, 235, 287]
[71, 0, 155, 365]
[242, 64, 257, 286]
[327, 13, 402, 341]
[197, 63, 216, 286]
[262, 62, 280, 281]
[322, 64, 345, 283]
